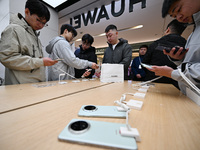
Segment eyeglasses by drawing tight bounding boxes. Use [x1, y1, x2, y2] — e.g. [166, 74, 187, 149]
[34, 15, 48, 27]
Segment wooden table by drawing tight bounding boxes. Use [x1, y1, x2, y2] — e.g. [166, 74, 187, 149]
[0, 81, 200, 150]
[0, 79, 110, 114]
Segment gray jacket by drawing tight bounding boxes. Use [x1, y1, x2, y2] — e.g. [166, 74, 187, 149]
[171, 11, 200, 94]
[102, 38, 132, 80]
[46, 36, 93, 80]
[0, 13, 45, 85]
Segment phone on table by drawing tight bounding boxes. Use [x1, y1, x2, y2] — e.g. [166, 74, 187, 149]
[78, 105, 126, 118]
[58, 119, 137, 150]
[156, 45, 186, 54]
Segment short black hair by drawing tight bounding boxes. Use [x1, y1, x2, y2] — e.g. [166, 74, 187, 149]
[25, 0, 50, 22]
[162, 0, 179, 18]
[60, 24, 77, 37]
[139, 45, 148, 50]
[105, 24, 117, 33]
[82, 34, 94, 45]
[167, 19, 187, 35]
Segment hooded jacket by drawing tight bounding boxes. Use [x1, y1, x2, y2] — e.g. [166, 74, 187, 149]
[46, 36, 93, 81]
[143, 34, 186, 87]
[74, 45, 97, 78]
[0, 13, 45, 85]
[102, 38, 132, 80]
[171, 11, 200, 94]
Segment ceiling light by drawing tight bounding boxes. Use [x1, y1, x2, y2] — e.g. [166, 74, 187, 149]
[75, 25, 143, 41]
[131, 25, 143, 29]
[94, 33, 106, 37]
[75, 38, 81, 42]
[42, 0, 68, 8]
[119, 25, 143, 32]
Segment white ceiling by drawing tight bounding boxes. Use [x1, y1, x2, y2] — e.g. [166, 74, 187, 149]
[57, 0, 193, 48]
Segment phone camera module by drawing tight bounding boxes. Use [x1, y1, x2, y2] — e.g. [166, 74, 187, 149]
[69, 120, 90, 134]
[83, 105, 98, 112]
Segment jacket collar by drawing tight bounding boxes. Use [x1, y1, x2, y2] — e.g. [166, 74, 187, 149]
[193, 11, 200, 25]
[14, 13, 40, 37]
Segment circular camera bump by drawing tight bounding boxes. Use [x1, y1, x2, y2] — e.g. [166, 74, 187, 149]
[68, 120, 90, 134]
[83, 105, 97, 112]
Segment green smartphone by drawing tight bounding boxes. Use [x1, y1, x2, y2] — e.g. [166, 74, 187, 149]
[58, 119, 137, 150]
[78, 105, 126, 118]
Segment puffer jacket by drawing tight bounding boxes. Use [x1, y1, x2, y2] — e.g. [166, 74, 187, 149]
[102, 38, 132, 80]
[0, 13, 45, 85]
[142, 34, 186, 87]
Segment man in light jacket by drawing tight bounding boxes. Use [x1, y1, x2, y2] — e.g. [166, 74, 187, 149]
[46, 24, 98, 81]
[0, 0, 57, 85]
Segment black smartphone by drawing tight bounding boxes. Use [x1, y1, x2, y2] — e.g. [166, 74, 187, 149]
[155, 45, 186, 54]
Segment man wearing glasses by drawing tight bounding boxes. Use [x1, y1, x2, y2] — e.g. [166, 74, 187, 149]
[0, 0, 57, 85]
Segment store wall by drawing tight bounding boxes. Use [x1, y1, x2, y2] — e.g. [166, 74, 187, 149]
[0, 0, 59, 81]
[0, 0, 9, 79]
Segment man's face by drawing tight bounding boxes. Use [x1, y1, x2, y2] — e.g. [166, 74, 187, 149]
[139, 47, 147, 56]
[25, 9, 47, 31]
[82, 41, 91, 50]
[106, 29, 118, 45]
[168, 0, 194, 23]
[65, 31, 74, 42]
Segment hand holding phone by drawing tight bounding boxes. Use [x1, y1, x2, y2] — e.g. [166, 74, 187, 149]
[141, 63, 153, 69]
[81, 69, 92, 78]
[156, 45, 186, 54]
[55, 58, 64, 61]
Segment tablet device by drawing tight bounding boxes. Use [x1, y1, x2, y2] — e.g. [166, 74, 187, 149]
[78, 105, 126, 118]
[58, 119, 137, 150]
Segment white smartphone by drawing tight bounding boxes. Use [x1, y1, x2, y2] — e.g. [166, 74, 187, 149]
[141, 63, 153, 69]
[55, 58, 64, 61]
[78, 105, 126, 118]
[58, 119, 137, 150]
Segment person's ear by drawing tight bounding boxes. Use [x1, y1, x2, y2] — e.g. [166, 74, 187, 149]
[165, 27, 170, 34]
[64, 29, 68, 34]
[25, 8, 30, 16]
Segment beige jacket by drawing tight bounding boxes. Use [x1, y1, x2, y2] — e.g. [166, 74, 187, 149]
[0, 13, 45, 85]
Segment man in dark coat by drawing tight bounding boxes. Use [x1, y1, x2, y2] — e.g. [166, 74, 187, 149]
[102, 24, 132, 80]
[74, 34, 97, 78]
[142, 19, 187, 88]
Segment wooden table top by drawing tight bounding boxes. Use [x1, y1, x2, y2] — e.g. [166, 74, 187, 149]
[0, 81, 200, 150]
[0, 79, 110, 114]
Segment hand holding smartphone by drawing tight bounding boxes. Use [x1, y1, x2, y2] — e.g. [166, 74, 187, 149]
[156, 45, 186, 54]
[140, 63, 153, 69]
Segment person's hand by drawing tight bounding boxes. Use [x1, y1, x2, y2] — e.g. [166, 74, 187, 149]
[82, 70, 91, 78]
[91, 63, 99, 69]
[43, 57, 58, 66]
[147, 65, 174, 78]
[136, 74, 142, 78]
[163, 47, 188, 60]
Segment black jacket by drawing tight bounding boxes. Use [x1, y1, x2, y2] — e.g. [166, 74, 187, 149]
[74, 46, 97, 78]
[142, 34, 186, 87]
